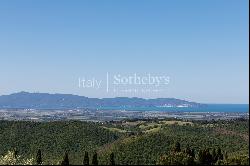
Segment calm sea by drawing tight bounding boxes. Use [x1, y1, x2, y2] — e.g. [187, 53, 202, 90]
[97, 104, 249, 113]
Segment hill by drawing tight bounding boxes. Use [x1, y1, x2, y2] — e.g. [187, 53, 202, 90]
[0, 119, 249, 165]
[99, 119, 249, 165]
[0, 120, 121, 164]
[0, 92, 202, 109]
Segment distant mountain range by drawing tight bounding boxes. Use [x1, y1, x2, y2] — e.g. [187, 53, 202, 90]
[0, 92, 203, 109]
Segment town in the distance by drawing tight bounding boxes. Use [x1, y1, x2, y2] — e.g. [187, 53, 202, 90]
[0, 92, 248, 122]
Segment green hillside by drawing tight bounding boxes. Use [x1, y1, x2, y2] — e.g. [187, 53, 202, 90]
[0, 119, 249, 165]
[99, 120, 249, 165]
[0, 121, 121, 164]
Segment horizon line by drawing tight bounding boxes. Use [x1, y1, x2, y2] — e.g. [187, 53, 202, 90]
[0, 91, 249, 105]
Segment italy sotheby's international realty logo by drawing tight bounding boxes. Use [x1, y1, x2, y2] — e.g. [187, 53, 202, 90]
[78, 73, 170, 94]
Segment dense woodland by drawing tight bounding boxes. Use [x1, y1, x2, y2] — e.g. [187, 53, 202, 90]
[0, 118, 249, 165]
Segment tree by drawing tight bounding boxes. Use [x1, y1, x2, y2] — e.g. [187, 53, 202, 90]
[204, 148, 213, 165]
[83, 151, 89, 165]
[190, 149, 195, 158]
[0, 151, 35, 165]
[61, 152, 69, 166]
[184, 145, 192, 156]
[198, 149, 213, 165]
[173, 142, 181, 153]
[197, 149, 205, 165]
[110, 152, 115, 165]
[212, 148, 217, 163]
[184, 145, 194, 164]
[224, 151, 228, 160]
[13, 148, 18, 159]
[92, 152, 98, 165]
[36, 149, 42, 165]
[216, 147, 223, 161]
[158, 152, 194, 165]
[221, 154, 249, 165]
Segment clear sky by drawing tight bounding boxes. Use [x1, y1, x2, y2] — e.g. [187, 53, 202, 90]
[0, 0, 249, 104]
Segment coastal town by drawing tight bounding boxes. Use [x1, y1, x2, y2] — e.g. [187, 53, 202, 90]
[0, 108, 248, 122]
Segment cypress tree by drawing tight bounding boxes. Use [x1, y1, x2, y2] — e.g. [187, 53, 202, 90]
[173, 142, 181, 152]
[184, 145, 195, 165]
[216, 147, 223, 160]
[204, 148, 212, 165]
[92, 152, 98, 165]
[184, 145, 192, 156]
[110, 152, 115, 165]
[190, 149, 195, 158]
[83, 151, 89, 165]
[224, 151, 228, 160]
[14, 149, 18, 159]
[61, 152, 69, 166]
[197, 149, 205, 165]
[212, 148, 217, 163]
[36, 149, 42, 165]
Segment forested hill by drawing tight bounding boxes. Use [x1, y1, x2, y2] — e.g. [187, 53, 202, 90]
[0, 120, 120, 164]
[0, 119, 249, 165]
[0, 92, 201, 109]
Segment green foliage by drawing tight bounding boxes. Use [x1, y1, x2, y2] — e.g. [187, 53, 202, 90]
[216, 147, 223, 161]
[0, 151, 35, 165]
[159, 142, 248, 165]
[216, 154, 249, 165]
[99, 119, 248, 165]
[197, 148, 213, 165]
[36, 149, 42, 165]
[0, 120, 120, 164]
[92, 152, 98, 165]
[61, 152, 69, 166]
[99, 132, 172, 165]
[83, 151, 89, 165]
[109, 152, 115, 166]
[157, 151, 194, 165]
[0, 119, 248, 165]
[173, 142, 181, 153]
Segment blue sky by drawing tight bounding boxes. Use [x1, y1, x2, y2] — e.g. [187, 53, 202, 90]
[0, 0, 249, 103]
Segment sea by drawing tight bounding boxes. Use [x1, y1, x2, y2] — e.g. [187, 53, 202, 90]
[96, 104, 249, 113]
